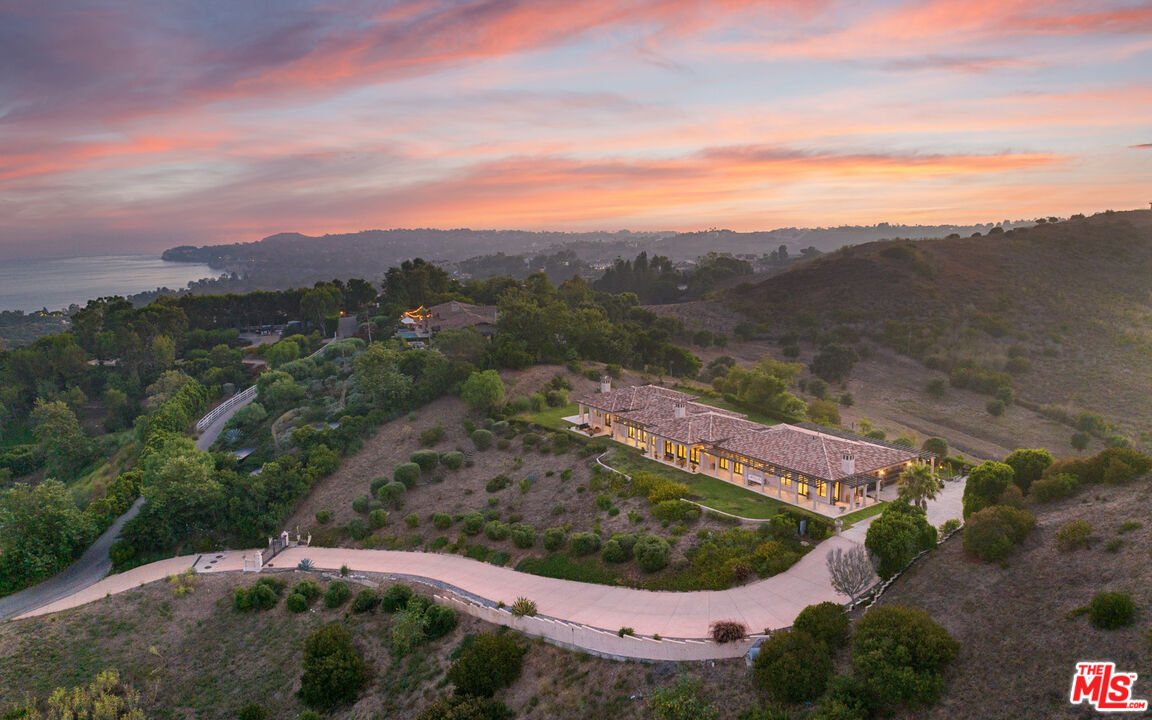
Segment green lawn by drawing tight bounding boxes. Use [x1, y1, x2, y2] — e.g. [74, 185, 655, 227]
[520, 402, 580, 431]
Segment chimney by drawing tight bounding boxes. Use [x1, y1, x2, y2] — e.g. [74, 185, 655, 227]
[841, 451, 855, 476]
[600, 376, 611, 394]
[673, 403, 687, 419]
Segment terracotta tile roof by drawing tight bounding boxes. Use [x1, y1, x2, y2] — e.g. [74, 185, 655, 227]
[426, 301, 498, 329]
[576, 384, 697, 413]
[645, 412, 762, 445]
[715, 424, 917, 483]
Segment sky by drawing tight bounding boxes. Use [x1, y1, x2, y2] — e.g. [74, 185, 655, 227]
[1, 0, 1150, 258]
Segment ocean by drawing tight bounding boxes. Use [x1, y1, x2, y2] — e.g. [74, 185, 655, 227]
[0, 254, 220, 312]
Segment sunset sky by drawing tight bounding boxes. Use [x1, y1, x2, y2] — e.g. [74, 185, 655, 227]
[2, 0, 1150, 257]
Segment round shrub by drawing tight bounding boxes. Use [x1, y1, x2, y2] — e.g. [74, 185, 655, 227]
[491, 420, 510, 437]
[1088, 591, 1137, 630]
[1057, 519, 1093, 551]
[865, 501, 938, 579]
[484, 521, 509, 541]
[324, 580, 351, 608]
[569, 532, 601, 556]
[377, 481, 406, 508]
[369, 475, 390, 495]
[394, 462, 422, 488]
[793, 602, 850, 648]
[753, 629, 832, 703]
[368, 509, 389, 529]
[351, 495, 370, 514]
[963, 505, 1035, 561]
[602, 538, 629, 563]
[710, 620, 747, 643]
[432, 512, 452, 530]
[351, 589, 381, 614]
[423, 604, 458, 640]
[485, 474, 512, 492]
[462, 512, 485, 536]
[298, 623, 368, 710]
[447, 632, 525, 697]
[286, 592, 309, 613]
[543, 527, 567, 551]
[1032, 472, 1079, 502]
[381, 583, 414, 613]
[345, 518, 369, 541]
[410, 449, 440, 471]
[852, 604, 960, 708]
[293, 580, 323, 604]
[509, 523, 536, 549]
[440, 451, 464, 470]
[238, 704, 267, 720]
[315, 509, 333, 525]
[652, 500, 702, 524]
[634, 534, 671, 572]
[471, 429, 493, 450]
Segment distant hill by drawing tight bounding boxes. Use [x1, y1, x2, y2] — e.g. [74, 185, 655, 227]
[722, 209, 1152, 441]
[161, 222, 1011, 287]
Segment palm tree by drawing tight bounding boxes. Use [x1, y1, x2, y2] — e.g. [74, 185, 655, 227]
[898, 463, 942, 510]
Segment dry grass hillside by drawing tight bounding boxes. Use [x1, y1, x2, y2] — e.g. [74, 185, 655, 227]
[654, 210, 1152, 459]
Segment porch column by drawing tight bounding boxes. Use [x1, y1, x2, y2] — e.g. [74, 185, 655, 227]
[579, 404, 586, 424]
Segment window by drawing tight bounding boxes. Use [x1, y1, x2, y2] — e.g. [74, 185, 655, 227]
[664, 440, 674, 457]
[816, 480, 827, 498]
[690, 447, 700, 464]
[734, 461, 744, 475]
[798, 482, 810, 497]
[780, 472, 792, 487]
[627, 426, 636, 439]
[719, 457, 729, 470]
[605, 414, 611, 427]
[640, 430, 647, 443]
[677, 444, 687, 459]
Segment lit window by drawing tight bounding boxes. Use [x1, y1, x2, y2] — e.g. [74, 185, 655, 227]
[719, 457, 729, 470]
[665, 440, 673, 456]
[734, 461, 744, 475]
[817, 481, 827, 497]
[690, 447, 700, 464]
[798, 482, 810, 497]
[677, 444, 687, 459]
[627, 426, 636, 439]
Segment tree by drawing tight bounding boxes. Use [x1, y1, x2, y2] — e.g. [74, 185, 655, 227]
[864, 500, 937, 579]
[852, 605, 959, 708]
[810, 344, 859, 383]
[447, 633, 525, 697]
[300, 287, 341, 335]
[793, 602, 850, 647]
[0, 479, 93, 594]
[1003, 448, 1053, 494]
[897, 464, 942, 510]
[460, 370, 506, 413]
[921, 437, 948, 457]
[30, 399, 92, 479]
[298, 623, 368, 710]
[962, 461, 1015, 518]
[1070, 431, 1091, 452]
[264, 339, 300, 369]
[353, 343, 412, 410]
[825, 545, 877, 603]
[649, 678, 718, 720]
[151, 334, 176, 370]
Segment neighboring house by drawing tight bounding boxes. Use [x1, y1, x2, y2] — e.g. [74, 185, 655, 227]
[398, 306, 432, 342]
[571, 380, 934, 517]
[425, 301, 498, 337]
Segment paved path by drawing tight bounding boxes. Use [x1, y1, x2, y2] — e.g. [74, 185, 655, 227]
[842, 475, 966, 544]
[0, 497, 145, 621]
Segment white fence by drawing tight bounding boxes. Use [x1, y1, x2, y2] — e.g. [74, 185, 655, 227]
[195, 385, 257, 431]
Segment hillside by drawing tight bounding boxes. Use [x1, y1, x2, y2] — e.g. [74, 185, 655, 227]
[653, 210, 1152, 458]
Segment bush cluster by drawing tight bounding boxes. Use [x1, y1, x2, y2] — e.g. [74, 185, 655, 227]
[963, 505, 1035, 562]
[447, 633, 525, 698]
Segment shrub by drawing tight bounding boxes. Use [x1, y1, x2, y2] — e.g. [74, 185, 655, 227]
[463, 512, 485, 535]
[852, 605, 959, 708]
[315, 509, 333, 525]
[485, 521, 509, 541]
[394, 462, 422, 488]
[652, 500, 702, 524]
[381, 583, 414, 612]
[345, 518, 370, 541]
[471, 429, 494, 450]
[323, 580, 351, 608]
[292, 580, 322, 604]
[602, 538, 631, 564]
[510, 523, 536, 548]
[485, 474, 512, 492]
[286, 592, 309, 613]
[569, 532, 601, 556]
[419, 424, 444, 447]
[414, 695, 513, 720]
[939, 518, 962, 535]
[634, 534, 671, 572]
[753, 629, 832, 703]
[433, 512, 452, 530]
[962, 461, 1015, 518]
[542, 527, 567, 551]
[351, 495, 371, 514]
[921, 437, 948, 457]
[963, 506, 1035, 562]
[1088, 592, 1137, 630]
[405, 513, 420, 528]
[1032, 472, 1079, 501]
[351, 589, 381, 614]
[447, 633, 526, 697]
[595, 493, 612, 511]
[510, 596, 537, 617]
[1057, 519, 1093, 551]
[985, 400, 1005, 416]
[376, 480, 407, 509]
[410, 449, 440, 471]
[618, 627, 634, 637]
[368, 509, 389, 529]
[424, 604, 458, 639]
[440, 451, 464, 470]
[649, 679, 717, 720]
[298, 623, 368, 710]
[864, 501, 937, 579]
[793, 602, 850, 647]
[710, 620, 747, 643]
[238, 704, 267, 720]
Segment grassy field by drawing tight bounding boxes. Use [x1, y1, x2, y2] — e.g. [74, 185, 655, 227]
[520, 402, 580, 431]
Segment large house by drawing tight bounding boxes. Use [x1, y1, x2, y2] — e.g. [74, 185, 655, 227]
[397, 302, 498, 345]
[570, 380, 933, 517]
